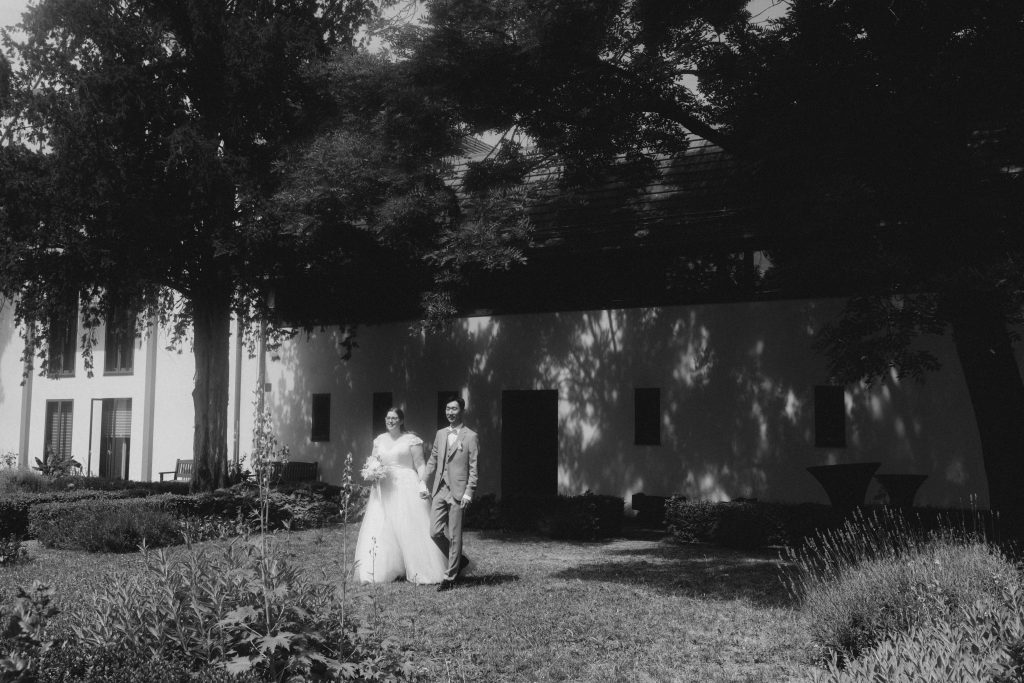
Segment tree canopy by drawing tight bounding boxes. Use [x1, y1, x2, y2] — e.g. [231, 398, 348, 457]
[0, 0, 525, 490]
[404, 0, 1024, 521]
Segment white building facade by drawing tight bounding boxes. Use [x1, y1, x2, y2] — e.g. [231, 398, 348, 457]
[0, 294, 1012, 510]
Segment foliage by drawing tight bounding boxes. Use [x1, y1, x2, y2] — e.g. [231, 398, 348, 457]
[0, 581, 57, 682]
[805, 579, 1024, 683]
[31, 450, 81, 478]
[0, 538, 26, 568]
[665, 498, 844, 549]
[0, 489, 148, 539]
[37, 645, 258, 683]
[463, 493, 624, 539]
[0, 469, 48, 495]
[0, 453, 15, 470]
[1, 0, 518, 493]
[406, 0, 1024, 521]
[787, 508, 1020, 664]
[28, 498, 181, 553]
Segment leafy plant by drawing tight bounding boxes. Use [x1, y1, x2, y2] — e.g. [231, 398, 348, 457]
[0, 537, 26, 567]
[31, 449, 81, 478]
[29, 498, 180, 552]
[807, 582, 1024, 682]
[0, 581, 58, 682]
[69, 539, 349, 680]
[787, 507, 1020, 664]
[0, 452, 16, 470]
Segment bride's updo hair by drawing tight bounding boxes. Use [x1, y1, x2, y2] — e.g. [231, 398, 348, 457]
[386, 407, 406, 431]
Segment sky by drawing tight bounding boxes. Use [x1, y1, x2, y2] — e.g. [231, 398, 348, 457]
[0, 0, 27, 32]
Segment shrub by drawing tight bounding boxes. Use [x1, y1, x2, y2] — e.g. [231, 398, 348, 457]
[0, 469, 49, 495]
[541, 493, 623, 540]
[29, 498, 181, 552]
[807, 583, 1024, 682]
[464, 493, 501, 530]
[37, 645, 260, 683]
[789, 508, 1020, 664]
[32, 449, 81, 477]
[666, 498, 811, 548]
[0, 489, 145, 539]
[495, 493, 624, 539]
[0, 536, 27, 566]
[0, 581, 58, 681]
[68, 539, 416, 681]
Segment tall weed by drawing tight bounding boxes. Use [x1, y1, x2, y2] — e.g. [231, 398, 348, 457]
[0, 469, 48, 495]
[807, 582, 1024, 682]
[787, 507, 1019, 663]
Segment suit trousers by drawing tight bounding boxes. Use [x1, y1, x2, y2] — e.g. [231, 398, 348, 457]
[430, 481, 464, 581]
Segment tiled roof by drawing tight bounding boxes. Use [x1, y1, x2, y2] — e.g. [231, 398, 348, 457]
[451, 137, 761, 314]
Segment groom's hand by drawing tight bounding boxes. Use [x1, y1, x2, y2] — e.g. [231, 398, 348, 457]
[461, 494, 472, 507]
[418, 481, 429, 499]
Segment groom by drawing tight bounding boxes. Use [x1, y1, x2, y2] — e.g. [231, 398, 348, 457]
[421, 395, 478, 591]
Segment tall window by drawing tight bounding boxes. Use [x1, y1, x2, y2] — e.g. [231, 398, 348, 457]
[311, 393, 331, 442]
[634, 388, 661, 446]
[44, 400, 74, 461]
[47, 301, 78, 378]
[104, 306, 137, 375]
[814, 385, 847, 448]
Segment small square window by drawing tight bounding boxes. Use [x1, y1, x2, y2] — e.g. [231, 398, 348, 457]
[634, 388, 661, 446]
[311, 393, 331, 442]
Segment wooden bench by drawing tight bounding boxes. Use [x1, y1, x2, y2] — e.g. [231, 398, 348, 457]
[159, 458, 193, 482]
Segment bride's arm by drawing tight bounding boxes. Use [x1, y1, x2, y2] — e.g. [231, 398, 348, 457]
[411, 442, 426, 479]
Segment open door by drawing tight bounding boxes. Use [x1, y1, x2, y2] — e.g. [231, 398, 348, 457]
[500, 390, 558, 499]
[99, 398, 132, 480]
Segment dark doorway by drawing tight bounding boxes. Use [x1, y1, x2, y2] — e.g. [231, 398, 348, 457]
[501, 390, 558, 499]
[372, 392, 393, 437]
[436, 390, 460, 429]
[99, 398, 131, 479]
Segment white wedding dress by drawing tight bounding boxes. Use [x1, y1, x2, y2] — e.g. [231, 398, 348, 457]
[353, 432, 447, 584]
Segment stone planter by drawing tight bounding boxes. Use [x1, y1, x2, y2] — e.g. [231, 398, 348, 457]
[806, 462, 882, 510]
[875, 474, 928, 508]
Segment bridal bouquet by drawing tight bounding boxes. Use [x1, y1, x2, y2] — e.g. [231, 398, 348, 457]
[361, 454, 387, 483]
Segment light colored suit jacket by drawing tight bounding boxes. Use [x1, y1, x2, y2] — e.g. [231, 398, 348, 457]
[424, 425, 479, 502]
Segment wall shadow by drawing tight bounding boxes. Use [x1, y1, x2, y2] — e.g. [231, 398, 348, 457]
[266, 297, 988, 508]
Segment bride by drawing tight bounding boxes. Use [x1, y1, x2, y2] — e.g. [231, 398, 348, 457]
[353, 407, 447, 584]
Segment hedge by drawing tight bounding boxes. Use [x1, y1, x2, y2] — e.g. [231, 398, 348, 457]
[29, 498, 181, 551]
[465, 492, 624, 540]
[665, 497, 845, 549]
[664, 499, 1002, 550]
[0, 489, 152, 539]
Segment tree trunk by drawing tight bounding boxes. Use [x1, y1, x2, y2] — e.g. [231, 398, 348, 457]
[946, 292, 1024, 539]
[191, 286, 232, 492]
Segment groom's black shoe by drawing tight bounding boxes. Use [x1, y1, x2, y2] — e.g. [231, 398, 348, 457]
[437, 579, 456, 592]
[459, 555, 470, 573]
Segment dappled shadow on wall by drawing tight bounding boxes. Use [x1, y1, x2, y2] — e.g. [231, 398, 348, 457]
[439, 302, 825, 502]
[265, 297, 981, 506]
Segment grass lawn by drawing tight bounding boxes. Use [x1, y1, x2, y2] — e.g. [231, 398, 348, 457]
[1, 526, 814, 682]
